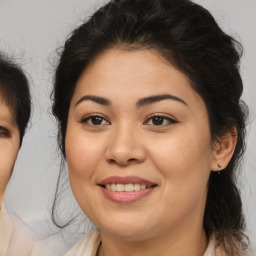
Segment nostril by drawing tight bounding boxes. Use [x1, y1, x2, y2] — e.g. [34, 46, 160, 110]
[108, 159, 116, 164]
[107, 157, 138, 165]
[128, 158, 137, 162]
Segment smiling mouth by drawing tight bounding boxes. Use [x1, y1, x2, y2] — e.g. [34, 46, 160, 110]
[101, 183, 157, 192]
[98, 176, 157, 203]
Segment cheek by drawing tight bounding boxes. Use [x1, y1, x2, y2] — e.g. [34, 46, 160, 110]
[150, 131, 212, 172]
[148, 126, 212, 204]
[65, 124, 108, 216]
[65, 124, 104, 182]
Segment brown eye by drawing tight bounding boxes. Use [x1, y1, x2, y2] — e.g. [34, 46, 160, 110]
[151, 117, 164, 125]
[0, 126, 10, 138]
[144, 115, 177, 126]
[81, 115, 110, 126]
[91, 116, 104, 125]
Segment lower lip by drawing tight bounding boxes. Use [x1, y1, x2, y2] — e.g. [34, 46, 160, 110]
[100, 186, 155, 204]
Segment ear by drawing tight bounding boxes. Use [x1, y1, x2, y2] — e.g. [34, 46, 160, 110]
[211, 127, 237, 172]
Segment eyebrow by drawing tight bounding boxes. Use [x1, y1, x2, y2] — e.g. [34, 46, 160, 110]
[136, 94, 187, 108]
[75, 93, 187, 108]
[75, 95, 111, 107]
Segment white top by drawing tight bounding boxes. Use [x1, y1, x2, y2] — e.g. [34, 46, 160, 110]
[0, 205, 12, 256]
[64, 229, 234, 256]
[0, 204, 36, 256]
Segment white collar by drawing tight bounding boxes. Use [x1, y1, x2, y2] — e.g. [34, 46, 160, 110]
[65, 229, 219, 256]
[0, 203, 13, 256]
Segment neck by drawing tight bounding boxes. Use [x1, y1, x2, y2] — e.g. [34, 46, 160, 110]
[98, 226, 207, 256]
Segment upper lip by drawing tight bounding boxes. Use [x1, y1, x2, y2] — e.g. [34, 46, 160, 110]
[99, 176, 156, 186]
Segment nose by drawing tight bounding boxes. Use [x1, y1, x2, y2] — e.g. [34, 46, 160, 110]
[105, 125, 146, 166]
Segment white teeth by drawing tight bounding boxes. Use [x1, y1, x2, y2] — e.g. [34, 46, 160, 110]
[116, 184, 124, 192]
[110, 184, 116, 192]
[134, 184, 141, 191]
[140, 184, 146, 190]
[105, 183, 150, 192]
[124, 183, 133, 192]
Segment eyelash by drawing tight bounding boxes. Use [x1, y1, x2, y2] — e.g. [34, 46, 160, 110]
[80, 114, 110, 126]
[80, 114, 177, 127]
[144, 114, 177, 126]
[0, 126, 10, 138]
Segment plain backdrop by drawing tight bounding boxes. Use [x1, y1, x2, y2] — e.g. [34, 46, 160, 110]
[0, 0, 255, 253]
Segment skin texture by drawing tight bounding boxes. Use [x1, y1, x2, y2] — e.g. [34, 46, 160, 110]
[65, 49, 237, 256]
[0, 100, 19, 205]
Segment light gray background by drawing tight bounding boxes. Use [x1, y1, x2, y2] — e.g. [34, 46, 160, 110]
[0, 0, 255, 253]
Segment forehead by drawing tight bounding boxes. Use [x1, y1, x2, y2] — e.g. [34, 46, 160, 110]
[84, 48, 179, 81]
[73, 49, 203, 107]
[0, 98, 15, 124]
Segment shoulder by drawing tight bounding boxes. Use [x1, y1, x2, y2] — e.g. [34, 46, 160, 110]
[204, 234, 227, 256]
[4, 213, 37, 255]
[204, 233, 252, 256]
[65, 229, 101, 256]
[216, 243, 252, 256]
[240, 252, 253, 256]
[0, 206, 13, 255]
[31, 229, 83, 256]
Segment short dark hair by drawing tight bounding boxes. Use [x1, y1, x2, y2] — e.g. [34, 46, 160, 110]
[51, 0, 249, 253]
[0, 52, 31, 145]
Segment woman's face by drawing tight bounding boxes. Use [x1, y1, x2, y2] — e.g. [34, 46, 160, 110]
[65, 49, 218, 240]
[0, 99, 20, 204]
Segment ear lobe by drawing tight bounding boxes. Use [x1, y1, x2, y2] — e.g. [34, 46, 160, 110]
[211, 127, 237, 172]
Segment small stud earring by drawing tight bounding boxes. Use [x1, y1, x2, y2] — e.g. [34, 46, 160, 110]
[217, 164, 222, 175]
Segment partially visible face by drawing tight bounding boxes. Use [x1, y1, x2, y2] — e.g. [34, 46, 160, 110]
[65, 49, 217, 241]
[0, 99, 20, 204]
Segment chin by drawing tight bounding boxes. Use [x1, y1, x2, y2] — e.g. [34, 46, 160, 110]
[97, 217, 154, 240]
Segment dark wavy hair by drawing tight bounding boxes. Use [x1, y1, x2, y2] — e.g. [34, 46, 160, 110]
[0, 52, 31, 145]
[51, 0, 249, 254]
